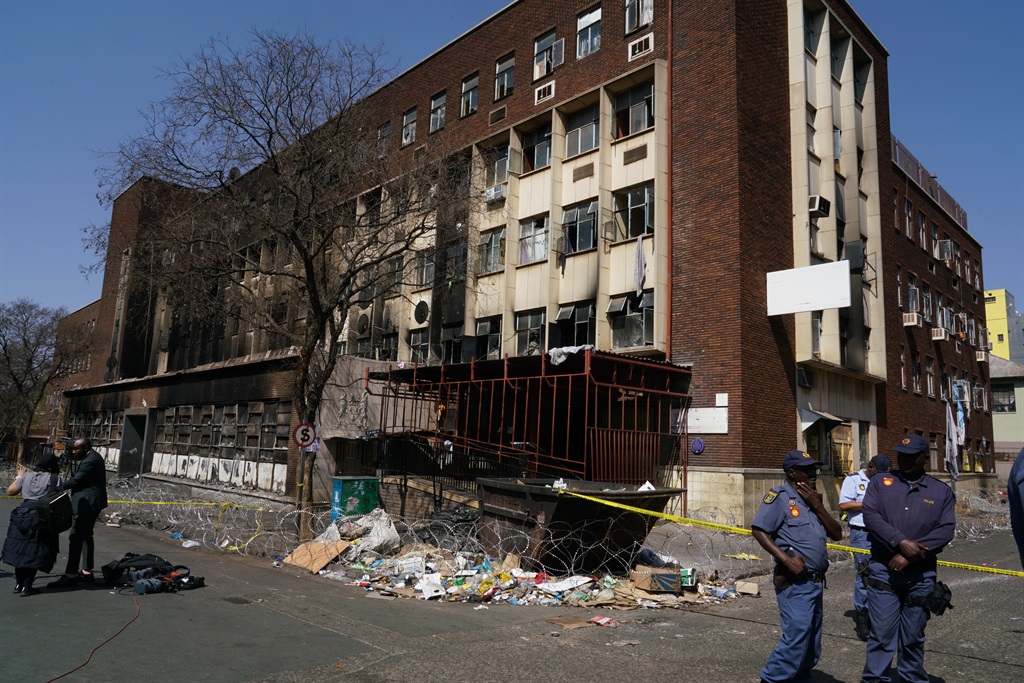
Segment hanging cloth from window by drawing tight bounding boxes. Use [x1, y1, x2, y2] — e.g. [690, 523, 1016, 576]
[944, 400, 959, 481]
[634, 235, 646, 296]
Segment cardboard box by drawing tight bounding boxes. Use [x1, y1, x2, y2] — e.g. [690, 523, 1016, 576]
[630, 565, 681, 593]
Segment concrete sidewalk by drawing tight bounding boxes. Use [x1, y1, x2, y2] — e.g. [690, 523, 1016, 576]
[2, 498, 1021, 683]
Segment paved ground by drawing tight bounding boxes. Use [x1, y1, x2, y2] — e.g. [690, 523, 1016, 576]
[1, 497, 1021, 683]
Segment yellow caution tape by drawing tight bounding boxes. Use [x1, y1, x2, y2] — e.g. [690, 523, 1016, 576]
[557, 488, 1024, 578]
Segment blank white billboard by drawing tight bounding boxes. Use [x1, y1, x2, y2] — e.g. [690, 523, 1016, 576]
[766, 260, 851, 316]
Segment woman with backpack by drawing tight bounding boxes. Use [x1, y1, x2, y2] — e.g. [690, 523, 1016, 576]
[2, 453, 64, 596]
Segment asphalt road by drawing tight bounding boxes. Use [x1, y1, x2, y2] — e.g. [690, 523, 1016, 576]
[1, 497, 1021, 683]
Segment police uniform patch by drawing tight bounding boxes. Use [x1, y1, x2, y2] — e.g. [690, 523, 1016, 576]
[859, 483, 866, 491]
[763, 490, 778, 504]
[883, 477, 894, 486]
[789, 506, 801, 518]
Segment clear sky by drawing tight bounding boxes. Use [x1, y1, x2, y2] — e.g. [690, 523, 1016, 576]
[1, 0, 1021, 314]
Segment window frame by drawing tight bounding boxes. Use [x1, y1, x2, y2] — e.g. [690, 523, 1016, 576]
[417, 252, 435, 289]
[408, 328, 429, 365]
[534, 30, 557, 80]
[556, 300, 596, 347]
[440, 324, 464, 364]
[519, 214, 549, 265]
[577, 6, 602, 58]
[613, 182, 654, 241]
[475, 317, 502, 360]
[376, 122, 391, 157]
[614, 80, 655, 138]
[992, 384, 1016, 413]
[461, 73, 479, 117]
[522, 122, 552, 172]
[430, 92, 446, 133]
[494, 54, 515, 100]
[562, 200, 598, 253]
[478, 227, 506, 275]
[625, 0, 654, 35]
[484, 145, 510, 187]
[401, 108, 417, 147]
[608, 290, 655, 349]
[566, 105, 599, 157]
[515, 309, 546, 356]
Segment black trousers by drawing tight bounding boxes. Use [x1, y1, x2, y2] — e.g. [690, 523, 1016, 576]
[15, 567, 38, 589]
[64, 508, 100, 574]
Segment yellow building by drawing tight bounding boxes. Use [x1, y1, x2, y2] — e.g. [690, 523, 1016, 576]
[985, 289, 1016, 360]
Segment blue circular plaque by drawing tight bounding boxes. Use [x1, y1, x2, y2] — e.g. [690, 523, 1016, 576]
[691, 438, 705, 455]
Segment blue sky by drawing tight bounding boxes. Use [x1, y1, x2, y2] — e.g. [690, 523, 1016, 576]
[1, 0, 1021, 314]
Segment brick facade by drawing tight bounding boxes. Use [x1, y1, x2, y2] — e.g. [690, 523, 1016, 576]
[58, 1, 993, 520]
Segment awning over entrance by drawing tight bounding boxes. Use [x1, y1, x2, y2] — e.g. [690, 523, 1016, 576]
[800, 407, 845, 432]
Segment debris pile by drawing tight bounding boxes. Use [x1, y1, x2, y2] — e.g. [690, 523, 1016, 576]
[280, 509, 749, 610]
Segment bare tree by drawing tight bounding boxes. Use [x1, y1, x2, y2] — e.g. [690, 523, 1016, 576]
[86, 30, 472, 508]
[0, 298, 90, 462]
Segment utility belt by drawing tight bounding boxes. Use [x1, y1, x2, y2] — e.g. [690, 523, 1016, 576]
[773, 565, 826, 589]
[864, 576, 954, 616]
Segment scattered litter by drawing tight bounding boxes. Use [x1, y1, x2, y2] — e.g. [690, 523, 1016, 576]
[277, 508, 761, 612]
[637, 481, 656, 491]
[364, 592, 396, 600]
[283, 540, 351, 573]
[735, 581, 759, 596]
[591, 616, 617, 627]
[547, 617, 595, 630]
[608, 640, 640, 647]
[535, 575, 593, 594]
[182, 540, 201, 549]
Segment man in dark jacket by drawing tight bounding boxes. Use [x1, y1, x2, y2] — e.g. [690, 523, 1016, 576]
[48, 437, 108, 588]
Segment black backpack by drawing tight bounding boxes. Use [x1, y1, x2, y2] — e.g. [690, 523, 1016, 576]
[35, 474, 73, 534]
[101, 552, 204, 593]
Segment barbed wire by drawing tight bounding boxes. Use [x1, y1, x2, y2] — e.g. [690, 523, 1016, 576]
[0, 465, 1012, 587]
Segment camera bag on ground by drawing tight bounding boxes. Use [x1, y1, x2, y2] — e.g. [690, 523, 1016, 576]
[34, 474, 73, 534]
[101, 552, 205, 593]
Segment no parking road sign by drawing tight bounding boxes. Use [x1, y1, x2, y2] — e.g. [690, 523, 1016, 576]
[293, 423, 317, 448]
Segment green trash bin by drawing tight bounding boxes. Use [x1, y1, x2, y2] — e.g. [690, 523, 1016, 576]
[331, 476, 379, 521]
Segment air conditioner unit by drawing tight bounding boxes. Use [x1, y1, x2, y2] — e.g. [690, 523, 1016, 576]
[902, 312, 923, 328]
[483, 184, 506, 202]
[931, 327, 950, 342]
[797, 368, 816, 388]
[808, 194, 831, 218]
[976, 350, 989, 363]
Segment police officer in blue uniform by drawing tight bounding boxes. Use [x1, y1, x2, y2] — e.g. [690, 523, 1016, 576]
[752, 450, 843, 683]
[839, 454, 891, 640]
[861, 434, 956, 683]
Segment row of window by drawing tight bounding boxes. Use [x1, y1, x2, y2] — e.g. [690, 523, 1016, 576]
[898, 346, 988, 408]
[894, 192, 981, 291]
[896, 266, 986, 346]
[368, 182, 651, 293]
[377, 2, 654, 152]
[479, 79, 652, 185]
[354, 289, 654, 364]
